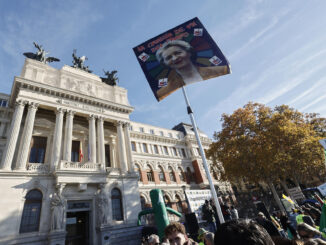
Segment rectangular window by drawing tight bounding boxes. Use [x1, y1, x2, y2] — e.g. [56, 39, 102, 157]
[153, 145, 159, 154]
[163, 146, 169, 155]
[129, 125, 133, 131]
[150, 129, 154, 134]
[71, 141, 80, 162]
[172, 147, 177, 156]
[139, 127, 144, 133]
[160, 131, 164, 136]
[29, 136, 47, 163]
[181, 148, 186, 158]
[168, 133, 172, 138]
[0, 99, 8, 107]
[105, 144, 111, 167]
[142, 143, 148, 153]
[131, 141, 137, 152]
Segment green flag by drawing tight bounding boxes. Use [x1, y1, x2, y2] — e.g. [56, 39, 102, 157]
[319, 201, 326, 236]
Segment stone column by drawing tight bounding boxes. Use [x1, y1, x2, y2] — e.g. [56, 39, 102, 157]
[117, 121, 127, 172]
[50, 108, 64, 170]
[89, 115, 97, 163]
[63, 110, 74, 162]
[15, 102, 39, 170]
[123, 122, 134, 172]
[97, 117, 105, 166]
[109, 136, 116, 168]
[0, 100, 26, 170]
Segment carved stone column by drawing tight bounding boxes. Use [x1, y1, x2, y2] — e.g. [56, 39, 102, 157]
[15, 102, 39, 170]
[123, 122, 134, 172]
[109, 136, 116, 168]
[117, 121, 127, 172]
[50, 108, 64, 170]
[63, 110, 74, 162]
[88, 115, 97, 163]
[0, 100, 26, 170]
[97, 117, 105, 167]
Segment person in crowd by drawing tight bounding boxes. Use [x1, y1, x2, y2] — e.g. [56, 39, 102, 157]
[164, 222, 198, 245]
[148, 234, 160, 245]
[305, 204, 321, 225]
[155, 40, 230, 101]
[289, 209, 300, 230]
[221, 204, 232, 221]
[197, 228, 208, 245]
[296, 210, 315, 227]
[214, 219, 275, 245]
[202, 200, 217, 232]
[280, 212, 299, 239]
[231, 205, 239, 220]
[209, 199, 220, 227]
[203, 232, 215, 245]
[255, 212, 280, 238]
[297, 223, 323, 240]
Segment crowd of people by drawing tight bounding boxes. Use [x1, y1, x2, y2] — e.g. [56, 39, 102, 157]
[141, 199, 326, 245]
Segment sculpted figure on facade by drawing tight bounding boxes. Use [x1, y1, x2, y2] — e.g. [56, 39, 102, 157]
[101, 70, 119, 86]
[97, 184, 109, 225]
[23, 42, 60, 64]
[50, 191, 65, 230]
[72, 49, 92, 73]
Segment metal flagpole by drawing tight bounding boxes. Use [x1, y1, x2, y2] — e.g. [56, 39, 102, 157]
[181, 86, 225, 224]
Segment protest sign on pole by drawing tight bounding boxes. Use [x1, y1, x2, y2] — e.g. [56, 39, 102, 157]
[133, 17, 230, 101]
[133, 17, 231, 224]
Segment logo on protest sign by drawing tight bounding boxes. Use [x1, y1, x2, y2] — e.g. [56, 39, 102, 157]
[133, 17, 231, 101]
[194, 28, 203, 36]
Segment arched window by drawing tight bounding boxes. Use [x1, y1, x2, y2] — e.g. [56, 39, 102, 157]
[134, 164, 142, 182]
[158, 166, 165, 182]
[168, 166, 176, 182]
[20, 189, 43, 233]
[146, 165, 154, 182]
[164, 195, 172, 208]
[175, 195, 183, 213]
[111, 188, 123, 221]
[178, 167, 185, 182]
[140, 196, 146, 210]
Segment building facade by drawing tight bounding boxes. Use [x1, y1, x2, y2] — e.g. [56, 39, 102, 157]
[0, 59, 233, 245]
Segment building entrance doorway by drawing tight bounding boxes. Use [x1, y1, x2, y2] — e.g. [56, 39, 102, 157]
[66, 201, 91, 245]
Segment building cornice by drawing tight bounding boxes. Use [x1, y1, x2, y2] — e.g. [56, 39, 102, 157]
[9, 77, 134, 117]
[130, 131, 186, 145]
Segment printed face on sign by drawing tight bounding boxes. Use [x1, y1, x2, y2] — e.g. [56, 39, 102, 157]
[194, 28, 203, 36]
[209, 56, 222, 66]
[138, 52, 149, 62]
[161, 46, 192, 70]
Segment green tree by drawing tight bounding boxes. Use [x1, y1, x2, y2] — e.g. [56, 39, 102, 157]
[207, 103, 326, 209]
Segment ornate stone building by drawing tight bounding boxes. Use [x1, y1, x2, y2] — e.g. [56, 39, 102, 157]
[0, 59, 140, 245]
[0, 58, 233, 245]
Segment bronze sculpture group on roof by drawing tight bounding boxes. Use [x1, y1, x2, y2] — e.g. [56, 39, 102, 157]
[23, 42, 118, 86]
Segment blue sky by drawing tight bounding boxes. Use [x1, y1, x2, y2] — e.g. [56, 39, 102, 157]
[0, 0, 326, 138]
